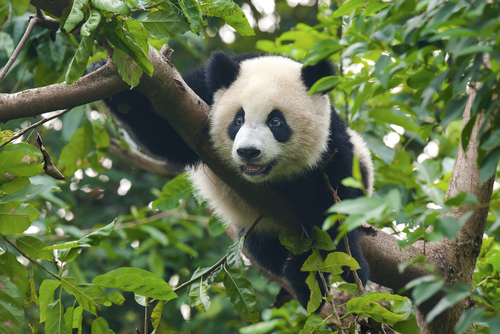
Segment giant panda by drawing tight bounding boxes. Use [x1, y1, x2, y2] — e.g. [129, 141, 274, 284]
[104, 52, 373, 309]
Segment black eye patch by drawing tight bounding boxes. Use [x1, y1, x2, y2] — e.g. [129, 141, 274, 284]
[267, 109, 291, 143]
[228, 108, 245, 140]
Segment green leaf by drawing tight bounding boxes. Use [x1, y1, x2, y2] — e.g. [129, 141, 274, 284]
[45, 300, 70, 334]
[15, 236, 53, 261]
[429, 28, 478, 42]
[0, 202, 39, 234]
[61, 278, 109, 315]
[333, 0, 365, 18]
[0, 184, 60, 203]
[346, 292, 407, 325]
[113, 47, 143, 88]
[479, 147, 500, 184]
[220, 5, 254, 36]
[426, 285, 471, 323]
[91, 0, 131, 15]
[301, 249, 325, 272]
[0, 252, 28, 298]
[78, 220, 116, 247]
[81, 10, 102, 36]
[302, 39, 342, 66]
[0, 143, 43, 183]
[91, 317, 115, 334]
[311, 226, 335, 251]
[151, 300, 165, 331]
[323, 252, 361, 272]
[207, 214, 226, 236]
[298, 314, 326, 334]
[337, 283, 359, 294]
[279, 230, 312, 255]
[0, 32, 14, 58]
[0, 276, 25, 334]
[39, 280, 61, 323]
[187, 268, 211, 312]
[455, 45, 494, 57]
[374, 55, 392, 88]
[454, 307, 485, 334]
[71, 306, 83, 334]
[0, 178, 30, 195]
[305, 272, 322, 313]
[223, 268, 259, 323]
[176, 0, 204, 34]
[153, 173, 192, 210]
[226, 237, 245, 270]
[141, 10, 190, 38]
[93, 267, 178, 300]
[63, 0, 89, 32]
[66, 35, 94, 85]
[308, 76, 341, 95]
[107, 292, 125, 305]
[370, 108, 419, 132]
[405, 275, 443, 306]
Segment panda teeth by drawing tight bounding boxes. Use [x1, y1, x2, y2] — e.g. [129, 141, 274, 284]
[245, 163, 265, 171]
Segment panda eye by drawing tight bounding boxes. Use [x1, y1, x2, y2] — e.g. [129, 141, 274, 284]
[269, 117, 281, 127]
[235, 115, 244, 126]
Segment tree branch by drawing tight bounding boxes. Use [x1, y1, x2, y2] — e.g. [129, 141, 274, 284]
[0, 61, 129, 122]
[107, 138, 183, 178]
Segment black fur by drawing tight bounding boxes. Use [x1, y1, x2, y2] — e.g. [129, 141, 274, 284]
[301, 60, 336, 94]
[267, 109, 291, 143]
[103, 52, 369, 310]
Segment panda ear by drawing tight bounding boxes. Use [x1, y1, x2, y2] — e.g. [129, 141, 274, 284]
[301, 60, 335, 95]
[206, 52, 241, 93]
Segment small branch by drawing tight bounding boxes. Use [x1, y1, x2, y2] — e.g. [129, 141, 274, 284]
[0, 233, 60, 280]
[173, 213, 264, 293]
[319, 272, 344, 334]
[0, 14, 38, 82]
[144, 297, 148, 334]
[320, 166, 365, 293]
[0, 108, 71, 149]
[107, 138, 183, 178]
[173, 255, 227, 293]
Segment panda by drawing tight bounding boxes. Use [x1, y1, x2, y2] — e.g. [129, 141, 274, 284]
[104, 52, 373, 309]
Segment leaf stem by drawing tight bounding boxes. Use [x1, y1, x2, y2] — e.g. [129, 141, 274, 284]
[173, 213, 264, 293]
[0, 233, 61, 280]
[0, 108, 71, 149]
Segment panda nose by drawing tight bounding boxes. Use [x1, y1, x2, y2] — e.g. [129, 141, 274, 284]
[237, 148, 261, 160]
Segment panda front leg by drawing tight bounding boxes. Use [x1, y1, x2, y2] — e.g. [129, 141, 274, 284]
[103, 90, 200, 167]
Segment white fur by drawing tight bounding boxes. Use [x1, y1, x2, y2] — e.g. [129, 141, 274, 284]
[346, 129, 374, 195]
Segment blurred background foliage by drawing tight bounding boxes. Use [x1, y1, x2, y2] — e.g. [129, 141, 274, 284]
[0, 0, 500, 333]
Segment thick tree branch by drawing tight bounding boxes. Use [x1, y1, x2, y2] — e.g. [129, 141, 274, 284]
[0, 62, 129, 122]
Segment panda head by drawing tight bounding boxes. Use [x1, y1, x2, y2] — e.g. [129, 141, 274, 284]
[207, 52, 335, 182]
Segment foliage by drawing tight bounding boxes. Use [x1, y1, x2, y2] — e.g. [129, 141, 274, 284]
[0, 0, 499, 333]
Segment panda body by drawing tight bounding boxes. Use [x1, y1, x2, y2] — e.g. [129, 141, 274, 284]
[104, 52, 373, 309]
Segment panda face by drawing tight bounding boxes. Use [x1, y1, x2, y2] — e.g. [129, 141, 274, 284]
[210, 56, 332, 182]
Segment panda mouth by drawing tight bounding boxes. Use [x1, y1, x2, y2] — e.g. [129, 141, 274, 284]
[241, 161, 275, 176]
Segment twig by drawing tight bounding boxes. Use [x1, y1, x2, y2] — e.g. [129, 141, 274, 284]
[144, 297, 149, 334]
[173, 213, 264, 293]
[0, 108, 71, 149]
[321, 171, 365, 294]
[0, 233, 60, 280]
[0, 14, 38, 82]
[319, 271, 344, 334]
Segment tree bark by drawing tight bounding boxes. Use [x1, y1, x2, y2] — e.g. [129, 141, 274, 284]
[413, 81, 496, 333]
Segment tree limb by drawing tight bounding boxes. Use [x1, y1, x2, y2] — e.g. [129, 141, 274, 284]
[107, 138, 183, 178]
